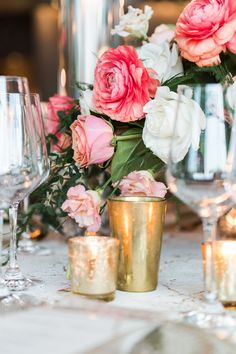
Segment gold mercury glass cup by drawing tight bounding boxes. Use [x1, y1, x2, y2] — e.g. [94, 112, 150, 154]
[68, 236, 120, 301]
[202, 241, 236, 308]
[108, 196, 167, 292]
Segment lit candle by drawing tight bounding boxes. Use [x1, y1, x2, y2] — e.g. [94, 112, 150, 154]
[202, 241, 236, 307]
[68, 236, 119, 301]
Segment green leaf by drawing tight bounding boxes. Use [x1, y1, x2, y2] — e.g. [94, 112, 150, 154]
[162, 72, 195, 91]
[111, 128, 164, 182]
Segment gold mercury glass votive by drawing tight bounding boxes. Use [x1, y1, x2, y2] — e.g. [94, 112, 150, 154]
[68, 236, 119, 301]
[202, 241, 236, 308]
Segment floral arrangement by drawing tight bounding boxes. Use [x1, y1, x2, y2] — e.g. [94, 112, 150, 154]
[25, 0, 236, 234]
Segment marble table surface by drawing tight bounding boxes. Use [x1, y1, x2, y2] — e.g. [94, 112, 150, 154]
[1, 229, 236, 354]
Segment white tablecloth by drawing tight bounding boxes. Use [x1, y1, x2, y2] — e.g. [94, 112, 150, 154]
[0, 230, 235, 354]
[20, 230, 203, 313]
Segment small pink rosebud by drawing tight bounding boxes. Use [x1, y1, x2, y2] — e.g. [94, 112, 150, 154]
[116, 170, 167, 198]
[61, 184, 102, 232]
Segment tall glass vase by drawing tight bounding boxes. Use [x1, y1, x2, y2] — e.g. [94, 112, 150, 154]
[58, 0, 123, 97]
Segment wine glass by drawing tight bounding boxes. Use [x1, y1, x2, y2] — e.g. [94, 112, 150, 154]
[0, 76, 32, 296]
[18, 93, 50, 256]
[166, 83, 235, 328]
[0, 76, 45, 290]
[0, 93, 40, 291]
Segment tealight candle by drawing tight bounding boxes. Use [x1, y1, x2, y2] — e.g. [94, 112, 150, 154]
[68, 236, 119, 301]
[202, 241, 236, 307]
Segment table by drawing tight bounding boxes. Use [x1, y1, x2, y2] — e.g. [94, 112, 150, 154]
[0, 229, 235, 354]
[22, 230, 204, 313]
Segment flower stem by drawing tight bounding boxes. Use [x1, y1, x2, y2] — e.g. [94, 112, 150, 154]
[112, 134, 142, 145]
[101, 176, 113, 191]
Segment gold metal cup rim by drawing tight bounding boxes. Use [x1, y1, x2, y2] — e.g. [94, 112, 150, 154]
[108, 196, 166, 203]
[68, 236, 120, 246]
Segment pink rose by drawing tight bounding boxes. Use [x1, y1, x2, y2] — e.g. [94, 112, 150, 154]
[46, 95, 76, 152]
[93, 45, 159, 122]
[175, 0, 236, 67]
[116, 170, 167, 198]
[149, 24, 175, 45]
[61, 184, 101, 232]
[71, 115, 114, 167]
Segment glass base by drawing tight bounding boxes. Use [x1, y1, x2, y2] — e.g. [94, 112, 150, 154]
[183, 302, 236, 329]
[4, 277, 31, 292]
[4, 267, 31, 291]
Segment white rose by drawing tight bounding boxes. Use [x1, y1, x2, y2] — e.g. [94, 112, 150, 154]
[137, 42, 183, 83]
[111, 6, 153, 39]
[149, 24, 175, 45]
[142, 87, 206, 163]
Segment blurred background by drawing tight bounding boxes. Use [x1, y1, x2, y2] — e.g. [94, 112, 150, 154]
[0, 0, 187, 101]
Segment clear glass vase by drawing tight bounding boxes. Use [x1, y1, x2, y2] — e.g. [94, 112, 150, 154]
[58, 0, 122, 96]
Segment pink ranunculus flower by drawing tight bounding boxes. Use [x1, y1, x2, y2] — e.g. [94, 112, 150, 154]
[149, 24, 175, 45]
[93, 45, 159, 122]
[116, 170, 167, 198]
[71, 115, 114, 167]
[46, 95, 76, 152]
[61, 184, 101, 232]
[175, 0, 236, 67]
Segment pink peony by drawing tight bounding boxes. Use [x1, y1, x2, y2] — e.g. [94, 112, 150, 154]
[46, 95, 75, 152]
[149, 24, 175, 45]
[93, 45, 159, 122]
[61, 184, 101, 232]
[116, 170, 167, 198]
[71, 115, 114, 167]
[175, 0, 236, 67]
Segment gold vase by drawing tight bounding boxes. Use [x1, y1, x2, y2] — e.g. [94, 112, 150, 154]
[107, 196, 167, 292]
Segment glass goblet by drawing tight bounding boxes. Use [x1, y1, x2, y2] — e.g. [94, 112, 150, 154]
[0, 93, 40, 291]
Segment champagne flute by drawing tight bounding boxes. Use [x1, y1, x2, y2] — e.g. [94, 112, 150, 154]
[0, 93, 40, 291]
[18, 93, 50, 256]
[166, 83, 235, 328]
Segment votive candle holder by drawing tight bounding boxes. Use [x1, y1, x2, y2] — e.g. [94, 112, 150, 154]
[68, 236, 119, 301]
[202, 241, 236, 308]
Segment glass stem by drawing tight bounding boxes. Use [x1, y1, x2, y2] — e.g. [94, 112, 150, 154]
[202, 217, 218, 304]
[9, 202, 19, 270]
[23, 197, 30, 236]
[0, 210, 3, 279]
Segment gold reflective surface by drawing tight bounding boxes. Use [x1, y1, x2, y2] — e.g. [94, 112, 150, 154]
[68, 236, 119, 300]
[108, 196, 167, 292]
